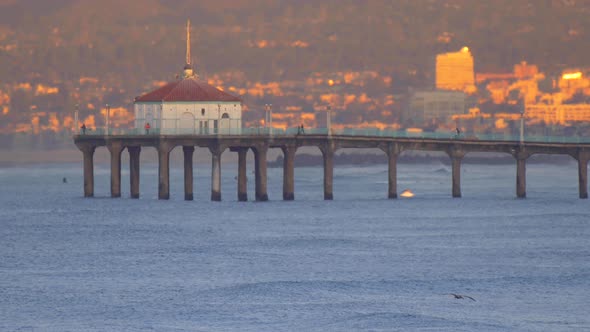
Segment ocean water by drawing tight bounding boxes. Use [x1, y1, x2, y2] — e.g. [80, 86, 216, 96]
[1, 160, 589, 331]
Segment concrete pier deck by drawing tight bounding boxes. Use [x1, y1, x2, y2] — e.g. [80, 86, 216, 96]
[74, 131, 590, 200]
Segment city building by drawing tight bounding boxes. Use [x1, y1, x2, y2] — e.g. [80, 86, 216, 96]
[435, 47, 476, 93]
[514, 61, 539, 80]
[408, 90, 466, 124]
[134, 20, 242, 134]
[526, 102, 590, 125]
[558, 70, 590, 100]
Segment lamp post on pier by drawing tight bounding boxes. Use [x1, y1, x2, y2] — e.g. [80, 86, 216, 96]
[520, 108, 524, 147]
[327, 105, 332, 136]
[74, 103, 79, 134]
[105, 104, 110, 135]
[217, 104, 221, 135]
[265, 104, 272, 135]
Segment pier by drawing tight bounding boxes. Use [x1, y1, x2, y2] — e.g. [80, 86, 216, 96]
[74, 129, 590, 200]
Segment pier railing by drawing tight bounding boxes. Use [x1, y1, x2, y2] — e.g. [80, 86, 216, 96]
[76, 127, 590, 143]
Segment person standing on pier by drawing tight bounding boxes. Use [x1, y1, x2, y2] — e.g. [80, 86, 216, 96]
[145, 122, 151, 135]
[81, 123, 86, 135]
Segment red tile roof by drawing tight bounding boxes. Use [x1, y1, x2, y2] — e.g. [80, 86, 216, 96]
[134, 77, 241, 103]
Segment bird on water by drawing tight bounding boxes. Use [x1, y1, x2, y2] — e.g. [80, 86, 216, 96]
[447, 293, 476, 301]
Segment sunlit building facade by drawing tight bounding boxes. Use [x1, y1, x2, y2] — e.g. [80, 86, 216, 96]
[558, 70, 590, 99]
[436, 47, 476, 93]
[526, 102, 590, 125]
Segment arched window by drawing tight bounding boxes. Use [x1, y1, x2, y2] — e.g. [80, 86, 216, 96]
[201, 108, 205, 116]
[221, 113, 230, 119]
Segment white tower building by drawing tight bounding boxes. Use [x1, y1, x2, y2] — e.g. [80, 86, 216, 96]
[134, 20, 242, 134]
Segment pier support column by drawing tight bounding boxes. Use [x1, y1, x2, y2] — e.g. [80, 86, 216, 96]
[448, 149, 465, 198]
[253, 145, 269, 201]
[158, 143, 172, 200]
[210, 145, 225, 201]
[321, 143, 335, 200]
[183, 146, 195, 201]
[237, 148, 248, 201]
[78, 145, 95, 197]
[282, 145, 297, 200]
[384, 143, 401, 199]
[515, 151, 528, 199]
[578, 151, 589, 199]
[108, 141, 124, 198]
[128, 146, 141, 199]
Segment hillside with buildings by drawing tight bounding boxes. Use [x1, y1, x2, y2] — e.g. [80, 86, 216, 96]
[0, 0, 589, 150]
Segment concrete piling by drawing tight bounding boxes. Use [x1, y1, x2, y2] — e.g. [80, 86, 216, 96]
[578, 152, 589, 199]
[210, 147, 223, 201]
[447, 148, 465, 198]
[128, 146, 141, 199]
[385, 143, 400, 199]
[158, 144, 171, 200]
[80, 145, 95, 198]
[516, 157, 527, 198]
[237, 148, 248, 201]
[282, 145, 297, 200]
[108, 142, 123, 198]
[183, 146, 195, 201]
[322, 145, 334, 200]
[253, 145, 269, 201]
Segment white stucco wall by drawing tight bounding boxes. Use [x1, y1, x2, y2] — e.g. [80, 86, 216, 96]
[134, 101, 242, 134]
[134, 103, 162, 129]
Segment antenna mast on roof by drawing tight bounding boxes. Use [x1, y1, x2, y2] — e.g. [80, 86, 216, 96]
[182, 19, 195, 78]
[186, 19, 191, 66]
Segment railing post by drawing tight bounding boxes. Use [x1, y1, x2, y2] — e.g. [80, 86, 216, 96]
[128, 146, 141, 199]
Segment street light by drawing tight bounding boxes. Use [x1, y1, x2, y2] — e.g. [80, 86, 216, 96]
[74, 103, 79, 134]
[217, 104, 221, 135]
[265, 104, 272, 135]
[520, 108, 524, 146]
[105, 103, 110, 135]
[327, 105, 332, 136]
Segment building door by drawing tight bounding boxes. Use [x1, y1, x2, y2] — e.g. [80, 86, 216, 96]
[220, 113, 230, 134]
[180, 112, 195, 134]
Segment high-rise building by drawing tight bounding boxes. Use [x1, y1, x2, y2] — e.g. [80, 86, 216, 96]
[436, 47, 475, 93]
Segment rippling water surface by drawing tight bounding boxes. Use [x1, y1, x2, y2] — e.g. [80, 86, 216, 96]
[1, 161, 589, 331]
